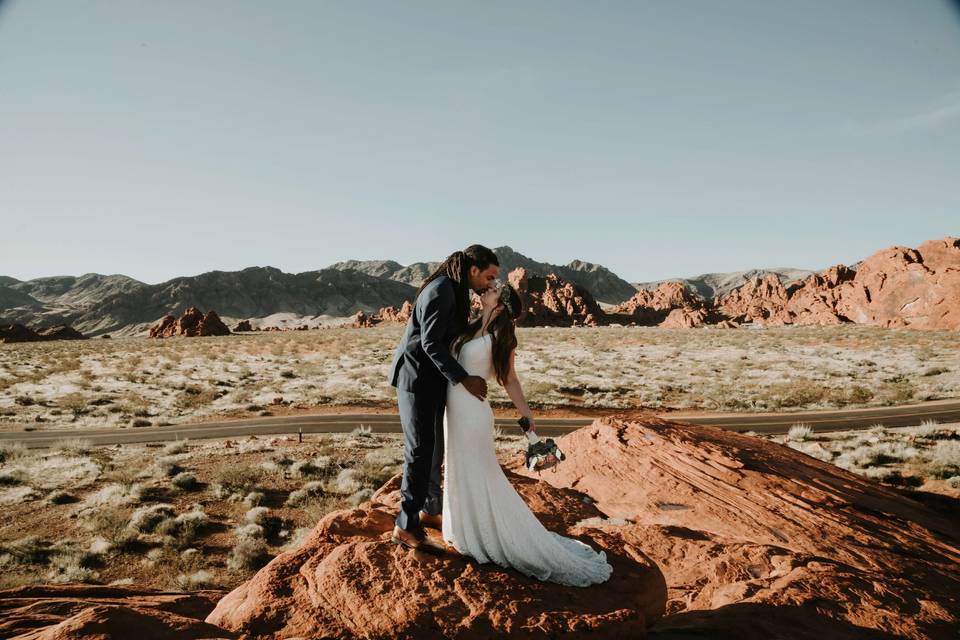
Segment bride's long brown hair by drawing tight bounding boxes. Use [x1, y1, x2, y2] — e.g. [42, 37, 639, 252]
[452, 285, 524, 386]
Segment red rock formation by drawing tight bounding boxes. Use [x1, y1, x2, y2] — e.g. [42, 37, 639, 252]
[715, 273, 792, 325]
[659, 307, 709, 328]
[508, 267, 605, 327]
[206, 465, 667, 638]
[784, 264, 855, 326]
[834, 237, 960, 330]
[0, 584, 230, 639]
[710, 236, 959, 330]
[148, 307, 231, 338]
[352, 300, 414, 328]
[611, 282, 705, 325]
[232, 319, 253, 332]
[509, 418, 959, 639]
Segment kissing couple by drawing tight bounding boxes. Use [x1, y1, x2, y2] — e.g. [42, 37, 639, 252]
[387, 244, 611, 587]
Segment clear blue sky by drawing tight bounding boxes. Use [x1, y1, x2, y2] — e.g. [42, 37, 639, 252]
[1, 0, 958, 284]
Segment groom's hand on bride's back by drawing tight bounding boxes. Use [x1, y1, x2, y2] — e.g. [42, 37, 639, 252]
[461, 376, 488, 401]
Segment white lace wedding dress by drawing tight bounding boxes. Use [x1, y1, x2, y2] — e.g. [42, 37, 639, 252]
[441, 332, 613, 587]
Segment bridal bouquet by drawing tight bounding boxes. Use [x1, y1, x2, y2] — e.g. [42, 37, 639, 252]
[525, 438, 566, 473]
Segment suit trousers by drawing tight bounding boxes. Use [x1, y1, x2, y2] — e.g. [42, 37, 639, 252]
[395, 384, 445, 531]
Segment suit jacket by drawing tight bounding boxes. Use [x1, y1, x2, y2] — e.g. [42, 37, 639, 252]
[388, 275, 470, 392]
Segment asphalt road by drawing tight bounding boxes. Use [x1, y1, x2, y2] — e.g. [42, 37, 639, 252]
[2, 398, 959, 449]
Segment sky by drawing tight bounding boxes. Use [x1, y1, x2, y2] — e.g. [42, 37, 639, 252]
[1, 1, 958, 285]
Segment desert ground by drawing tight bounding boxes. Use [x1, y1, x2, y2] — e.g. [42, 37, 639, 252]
[1, 325, 958, 432]
[0, 419, 957, 594]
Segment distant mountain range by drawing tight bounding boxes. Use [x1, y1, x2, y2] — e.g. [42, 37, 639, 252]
[1, 246, 818, 336]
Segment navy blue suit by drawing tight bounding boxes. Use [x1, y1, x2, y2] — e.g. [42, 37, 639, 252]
[388, 275, 469, 531]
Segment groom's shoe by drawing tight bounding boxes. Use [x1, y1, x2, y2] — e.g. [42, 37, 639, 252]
[391, 525, 446, 555]
[419, 511, 442, 530]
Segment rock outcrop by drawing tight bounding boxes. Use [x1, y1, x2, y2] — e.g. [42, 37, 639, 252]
[232, 319, 253, 332]
[0, 323, 87, 343]
[352, 300, 414, 328]
[206, 465, 667, 639]
[715, 273, 793, 325]
[508, 268, 605, 327]
[148, 307, 231, 338]
[0, 584, 230, 639]
[611, 282, 708, 325]
[508, 418, 959, 639]
[833, 237, 960, 330]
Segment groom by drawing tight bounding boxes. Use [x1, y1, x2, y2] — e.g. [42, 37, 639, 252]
[388, 245, 500, 553]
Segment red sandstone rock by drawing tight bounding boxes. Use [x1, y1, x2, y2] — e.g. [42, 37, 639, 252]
[0, 584, 230, 639]
[659, 307, 709, 328]
[508, 268, 605, 327]
[232, 319, 253, 332]
[715, 273, 792, 325]
[834, 236, 960, 330]
[205, 467, 667, 639]
[508, 418, 959, 639]
[611, 282, 705, 325]
[352, 300, 414, 328]
[149, 307, 231, 338]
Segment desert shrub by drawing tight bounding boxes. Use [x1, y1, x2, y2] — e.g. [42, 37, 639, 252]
[353, 460, 398, 490]
[0, 468, 27, 486]
[285, 481, 325, 507]
[162, 439, 191, 455]
[348, 488, 374, 506]
[176, 385, 220, 411]
[282, 527, 312, 551]
[212, 464, 264, 497]
[765, 380, 829, 408]
[787, 423, 814, 442]
[58, 392, 89, 417]
[159, 509, 210, 547]
[847, 385, 874, 403]
[290, 456, 333, 479]
[242, 491, 264, 507]
[351, 424, 373, 438]
[175, 569, 215, 590]
[227, 538, 271, 571]
[45, 489, 77, 504]
[46, 548, 100, 583]
[922, 367, 949, 377]
[947, 476, 960, 489]
[238, 438, 273, 454]
[328, 468, 361, 495]
[244, 506, 282, 538]
[917, 441, 960, 479]
[0, 441, 29, 464]
[50, 438, 95, 455]
[131, 418, 152, 428]
[171, 472, 199, 491]
[128, 504, 176, 533]
[0, 535, 51, 564]
[155, 456, 184, 477]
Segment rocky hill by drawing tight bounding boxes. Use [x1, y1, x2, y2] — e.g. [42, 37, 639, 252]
[2, 418, 955, 639]
[0, 267, 416, 337]
[633, 267, 816, 300]
[328, 246, 638, 304]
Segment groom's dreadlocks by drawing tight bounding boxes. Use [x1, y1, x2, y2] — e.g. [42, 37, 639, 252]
[417, 244, 499, 332]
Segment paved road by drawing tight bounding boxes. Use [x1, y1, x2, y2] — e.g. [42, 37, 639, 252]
[2, 398, 959, 449]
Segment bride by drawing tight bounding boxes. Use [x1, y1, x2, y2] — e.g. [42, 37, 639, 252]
[440, 281, 612, 587]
